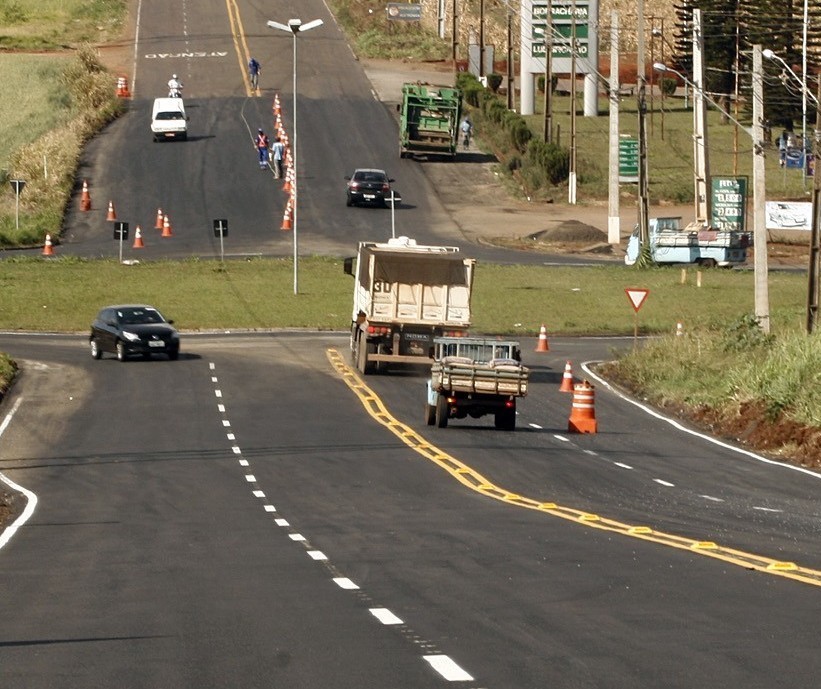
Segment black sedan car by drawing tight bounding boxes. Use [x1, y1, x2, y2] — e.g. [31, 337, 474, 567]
[89, 304, 180, 361]
[345, 168, 396, 207]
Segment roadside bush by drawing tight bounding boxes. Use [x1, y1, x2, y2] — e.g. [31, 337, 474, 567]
[525, 139, 569, 184]
[486, 73, 503, 93]
[509, 119, 532, 153]
[536, 74, 559, 93]
[660, 77, 677, 97]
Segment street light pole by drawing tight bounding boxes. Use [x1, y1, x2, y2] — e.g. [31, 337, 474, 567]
[267, 17, 323, 296]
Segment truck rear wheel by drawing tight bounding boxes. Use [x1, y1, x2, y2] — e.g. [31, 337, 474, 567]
[435, 393, 449, 428]
[495, 408, 516, 431]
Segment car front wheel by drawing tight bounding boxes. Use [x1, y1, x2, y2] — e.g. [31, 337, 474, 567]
[90, 338, 102, 360]
[116, 341, 127, 362]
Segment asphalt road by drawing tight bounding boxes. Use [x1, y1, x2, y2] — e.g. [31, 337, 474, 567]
[1, 332, 821, 688]
[3, 1, 821, 687]
[48, 0, 605, 267]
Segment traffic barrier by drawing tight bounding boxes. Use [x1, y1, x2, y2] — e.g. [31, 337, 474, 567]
[568, 380, 597, 434]
[80, 180, 92, 212]
[116, 76, 131, 98]
[106, 201, 117, 221]
[155, 208, 164, 229]
[161, 214, 173, 237]
[42, 233, 55, 256]
[535, 324, 549, 352]
[133, 225, 145, 248]
[559, 360, 575, 392]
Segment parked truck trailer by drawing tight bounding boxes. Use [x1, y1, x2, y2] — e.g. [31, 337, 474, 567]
[344, 236, 475, 374]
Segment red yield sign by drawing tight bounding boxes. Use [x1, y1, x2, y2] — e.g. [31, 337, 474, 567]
[625, 288, 649, 312]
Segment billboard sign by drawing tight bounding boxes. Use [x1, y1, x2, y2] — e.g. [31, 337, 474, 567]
[710, 177, 747, 232]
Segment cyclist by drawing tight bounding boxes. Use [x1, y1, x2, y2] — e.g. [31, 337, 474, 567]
[460, 116, 473, 149]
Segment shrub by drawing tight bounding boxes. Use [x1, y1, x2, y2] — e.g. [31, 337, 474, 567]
[660, 77, 677, 97]
[509, 119, 532, 152]
[486, 73, 503, 93]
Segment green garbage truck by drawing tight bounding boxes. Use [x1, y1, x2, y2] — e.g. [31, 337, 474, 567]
[398, 83, 462, 159]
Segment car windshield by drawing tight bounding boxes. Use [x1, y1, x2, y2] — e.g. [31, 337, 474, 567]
[355, 171, 387, 183]
[118, 308, 164, 325]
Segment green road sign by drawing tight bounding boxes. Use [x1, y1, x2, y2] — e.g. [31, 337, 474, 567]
[619, 136, 639, 183]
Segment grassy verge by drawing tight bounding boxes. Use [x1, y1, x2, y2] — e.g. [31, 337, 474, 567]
[0, 0, 126, 50]
[0, 46, 124, 247]
[0, 256, 807, 335]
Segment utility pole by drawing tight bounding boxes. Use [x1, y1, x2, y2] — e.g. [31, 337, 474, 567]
[507, 7, 514, 111]
[568, 0, 577, 204]
[752, 44, 770, 333]
[479, 0, 485, 78]
[607, 11, 620, 244]
[692, 9, 710, 228]
[636, 0, 650, 263]
[807, 74, 821, 334]
[451, 0, 457, 72]
[543, 0, 553, 143]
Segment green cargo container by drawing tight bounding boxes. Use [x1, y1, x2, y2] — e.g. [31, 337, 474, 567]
[398, 82, 462, 159]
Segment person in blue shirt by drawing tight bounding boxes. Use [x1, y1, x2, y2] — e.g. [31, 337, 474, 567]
[248, 57, 261, 90]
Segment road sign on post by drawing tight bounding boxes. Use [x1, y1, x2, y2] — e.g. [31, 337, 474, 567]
[625, 287, 649, 346]
[113, 221, 129, 263]
[213, 219, 228, 263]
[9, 179, 25, 230]
[619, 136, 639, 183]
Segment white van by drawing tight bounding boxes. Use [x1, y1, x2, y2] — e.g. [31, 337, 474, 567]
[151, 98, 187, 141]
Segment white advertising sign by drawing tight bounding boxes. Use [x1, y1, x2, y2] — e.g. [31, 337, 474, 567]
[766, 201, 812, 231]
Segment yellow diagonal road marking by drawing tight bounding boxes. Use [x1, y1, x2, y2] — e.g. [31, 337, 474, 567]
[327, 348, 821, 589]
[225, 0, 254, 96]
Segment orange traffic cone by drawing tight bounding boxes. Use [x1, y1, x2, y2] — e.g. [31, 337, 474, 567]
[154, 208, 164, 230]
[116, 76, 130, 97]
[80, 179, 92, 211]
[132, 225, 145, 248]
[535, 324, 549, 352]
[568, 380, 597, 434]
[280, 202, 292, 231]
[161, 214, 173, 237]
[42, 233, 55, 256]
[559, 360, 575, 392]
[282, 167, 292, 193]
[106, 200, 117, 221]
[273, 94, 281, 116]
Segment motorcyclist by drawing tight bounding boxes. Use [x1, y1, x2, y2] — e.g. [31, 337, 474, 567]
[168, 74, 183, 98]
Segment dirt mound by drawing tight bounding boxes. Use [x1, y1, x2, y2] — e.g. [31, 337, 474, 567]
[527, 220, 609, 244]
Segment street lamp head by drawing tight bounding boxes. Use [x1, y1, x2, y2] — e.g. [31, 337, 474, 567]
[762, 48, 775, 59]
[653, 62, 668, 72]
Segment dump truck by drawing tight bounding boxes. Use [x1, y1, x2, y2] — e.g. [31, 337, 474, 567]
[344, 236, 475, 374]
[398, 83, 462, 159]
[425, 337, 529, 431]
[624, 217, 750, 268]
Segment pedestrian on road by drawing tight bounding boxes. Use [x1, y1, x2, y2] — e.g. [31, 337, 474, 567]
[255, 128, 270, 169]
[248, 57, 260, 90]
[460, 116, 473, 149]
[270, 137, 285, 178]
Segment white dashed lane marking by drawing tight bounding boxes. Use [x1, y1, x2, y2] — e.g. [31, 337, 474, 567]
[206, 360, 478, 685]
[423, 655, 474, 682]
[654, 479, 675, 487]
[370, 608, 404, 625]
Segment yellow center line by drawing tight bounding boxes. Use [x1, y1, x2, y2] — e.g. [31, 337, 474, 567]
[326, 348, 821, 588]
[224, 0, 253, 96]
